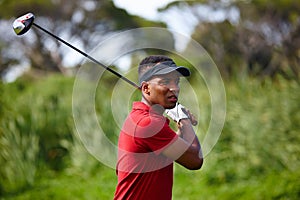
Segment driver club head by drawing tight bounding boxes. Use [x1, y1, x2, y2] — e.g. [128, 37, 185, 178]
[13, 13, 35, 35]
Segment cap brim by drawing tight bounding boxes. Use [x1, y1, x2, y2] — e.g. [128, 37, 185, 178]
[156, 66, 190, 77]
[139, 61, 191, 84]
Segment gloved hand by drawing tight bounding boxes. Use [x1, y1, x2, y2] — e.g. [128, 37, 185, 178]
[165, 103, 189, 122]
[165, 103, 198, 126]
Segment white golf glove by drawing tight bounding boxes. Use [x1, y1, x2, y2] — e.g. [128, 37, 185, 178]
[165, 103, 189, 122]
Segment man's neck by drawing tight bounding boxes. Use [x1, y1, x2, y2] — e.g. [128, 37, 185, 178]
[141, 97, 165, 115]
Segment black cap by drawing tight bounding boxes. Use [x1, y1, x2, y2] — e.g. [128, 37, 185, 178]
[139, 61, 190, 84]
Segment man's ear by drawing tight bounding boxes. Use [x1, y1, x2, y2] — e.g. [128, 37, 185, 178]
[141, 81, 150, 95]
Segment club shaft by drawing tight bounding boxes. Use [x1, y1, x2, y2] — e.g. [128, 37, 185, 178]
[32, 23, 140, 89]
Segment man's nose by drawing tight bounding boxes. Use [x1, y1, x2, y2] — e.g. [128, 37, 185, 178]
[168, 81, 180, 93]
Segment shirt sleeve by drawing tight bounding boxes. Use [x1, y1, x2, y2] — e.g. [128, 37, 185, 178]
[134, 116, 178, 155]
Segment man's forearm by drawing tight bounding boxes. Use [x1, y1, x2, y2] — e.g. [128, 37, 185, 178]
[178, 119, 202, 157]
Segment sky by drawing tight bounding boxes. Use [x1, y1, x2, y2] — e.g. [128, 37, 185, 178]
[113, 0, 177, 21]
[112, 0, 239, 50]
[113, 0, 199, 48]
[111, 0, 239, 71]
[111, 0, 200, 71]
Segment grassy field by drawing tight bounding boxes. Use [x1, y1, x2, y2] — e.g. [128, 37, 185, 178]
[1, 74, 299, 199]
[3, 163, 299, 200]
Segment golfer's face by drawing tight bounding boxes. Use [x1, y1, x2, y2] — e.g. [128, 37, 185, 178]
[147, 72, 180, 109]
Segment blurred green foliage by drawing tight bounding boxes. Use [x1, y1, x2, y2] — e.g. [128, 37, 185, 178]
[0, 75, 73, 194]
[0, 74, 299, 199]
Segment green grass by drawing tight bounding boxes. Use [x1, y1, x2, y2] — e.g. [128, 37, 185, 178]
[173, 163, 300, 200]
[2, 166, 117, 200]
[3, 164, 299, 200]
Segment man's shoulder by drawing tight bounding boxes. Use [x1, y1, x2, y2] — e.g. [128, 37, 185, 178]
[132, 101, 149, 111]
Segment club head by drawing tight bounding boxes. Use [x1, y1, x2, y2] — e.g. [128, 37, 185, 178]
[13, 13, 35, 35]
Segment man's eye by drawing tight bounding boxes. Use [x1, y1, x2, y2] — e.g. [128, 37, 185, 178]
[159, 79, 170, 85]
[158, 78, 180, 86]
[161, 81, 169, 85]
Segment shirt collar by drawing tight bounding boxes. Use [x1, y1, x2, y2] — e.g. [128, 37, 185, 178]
[132, 102, 165, 116]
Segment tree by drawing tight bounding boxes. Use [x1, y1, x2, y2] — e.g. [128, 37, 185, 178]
[163, 0, 300, 80]
[0, 0, 166, 80]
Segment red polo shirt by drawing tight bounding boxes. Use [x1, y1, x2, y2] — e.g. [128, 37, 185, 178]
[114, 102, 178, 200]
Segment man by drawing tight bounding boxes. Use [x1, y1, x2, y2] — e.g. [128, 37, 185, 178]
[114, 55, 203, 200]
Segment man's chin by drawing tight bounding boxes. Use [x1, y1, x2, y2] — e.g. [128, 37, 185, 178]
[165, 104, 176, 109]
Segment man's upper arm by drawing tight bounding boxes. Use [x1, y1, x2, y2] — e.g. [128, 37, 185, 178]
[162, 137, 203, 170]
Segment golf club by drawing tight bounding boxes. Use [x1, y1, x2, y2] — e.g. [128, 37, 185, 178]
[13, 13, 199, 126]
[13, 12, 140, 89]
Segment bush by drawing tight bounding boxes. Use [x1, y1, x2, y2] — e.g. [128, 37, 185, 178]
[0, 75, 74, 194]
[194, 76, 300, 198]
[0, 116, 39, 194]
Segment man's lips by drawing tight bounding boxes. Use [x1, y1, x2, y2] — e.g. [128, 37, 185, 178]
[168, 95, 178, 102]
